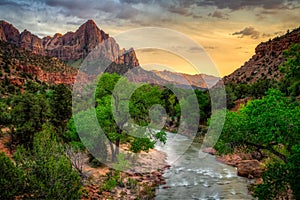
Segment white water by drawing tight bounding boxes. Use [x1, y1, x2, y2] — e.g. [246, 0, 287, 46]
[155, 133, 254, 200]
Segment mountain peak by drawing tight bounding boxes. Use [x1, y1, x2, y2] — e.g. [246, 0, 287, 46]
[79, 19, 99, 31]
[0, 20, 20, 44]
[0, 19, 139, 67]
[86, 19, 96, 25]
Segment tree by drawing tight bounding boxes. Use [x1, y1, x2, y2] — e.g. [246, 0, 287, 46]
[94, 73, 166, 161]
[10, 92, 50, 148]
[74, 108, 108, 164]
[280, 43, 300, 97]
[0, 99, 10, 133]
[195, 89, 210, 123]
[49, 84, 72, 134]
[216, 89, 299, 160]
[0, 152, 25, 199]
[14, 124, 82, 199]
[215, 89, 300, 198]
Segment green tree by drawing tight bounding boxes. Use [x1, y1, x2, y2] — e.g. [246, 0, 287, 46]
[95, 73, 166, 160]
[49, 84, 72, 134]
[280, 43, 300, 97]
[0, 152, 25, 199]
[10, 92, 50, 148]
[0, 99, 10, 133]
[74, 108, 108, 164]
[215, 89, 300, 198]
[14, 124, 82, 199]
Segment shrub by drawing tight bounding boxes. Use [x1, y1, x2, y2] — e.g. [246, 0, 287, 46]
[130, 137, 155, 153]
[14, 125, 82, 199]
[0, 152, 25, 199]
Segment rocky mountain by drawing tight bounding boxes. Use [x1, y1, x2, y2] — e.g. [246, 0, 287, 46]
[0, 20, 139, 67]
[0, 19, 219, 91]
[224, 27, 300, 84]
[0, 40, 87, 95]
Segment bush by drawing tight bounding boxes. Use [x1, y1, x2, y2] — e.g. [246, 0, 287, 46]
[100, 171, 120, 192]
[130, 137, 155, 153]
[14, 125, 82, 199]
[0, 152, 25, 199]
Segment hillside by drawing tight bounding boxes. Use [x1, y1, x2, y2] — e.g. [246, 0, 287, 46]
[0, 41, 84, 95]
[224, 27, 300, 84]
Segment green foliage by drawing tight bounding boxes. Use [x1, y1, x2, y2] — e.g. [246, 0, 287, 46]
[254, 162, 289, 200]
[95, 72, 120, 98]
[14, 124, 82, 199]
[216, 89, 299, 155]
[129, 84, 164, 126]
[49, 84, 72, 133]
[137, 183, 156, 199]
[216, 89, 300, 198]
[195, 89, 211, 123]
[100, 171, 121, 192]
[179, 94, 200, 132]
[0, 152, 25, 199]
[0, 99, 10, 128]
[102, 178, 118, 192]
[94, 73, 169, 160]
[130, 137, 155, 153]
[287, 145, 300, 199]
[113, 152, 130, 172]
[74, 108, 108, 163]
[254, 145, 300, 200]
[280, 43, 300, 97]
[10, 92, 50, 148]
[126, 178, 138, 189]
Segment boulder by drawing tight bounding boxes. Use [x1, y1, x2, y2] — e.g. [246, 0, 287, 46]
[237, 160, 263, 178]
[202, 147, 217, 155]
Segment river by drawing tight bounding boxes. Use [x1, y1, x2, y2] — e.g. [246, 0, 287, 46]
[155, 133, 254, 200]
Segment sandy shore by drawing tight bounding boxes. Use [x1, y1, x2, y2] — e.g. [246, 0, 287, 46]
[82, 148, 170, 200]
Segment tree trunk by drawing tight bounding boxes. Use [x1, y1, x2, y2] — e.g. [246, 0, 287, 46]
[109, 142, 115, 162]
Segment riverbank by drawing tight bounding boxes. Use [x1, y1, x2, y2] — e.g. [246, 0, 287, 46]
[81, 149, 170, 199]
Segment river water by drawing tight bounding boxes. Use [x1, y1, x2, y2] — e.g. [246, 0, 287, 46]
[155, 133, 254, 200]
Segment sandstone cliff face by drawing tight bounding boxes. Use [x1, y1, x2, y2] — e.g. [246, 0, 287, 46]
[0, 41, 86, 91]
[224, 27, 300, 84]
[0, 26, 6, 41]
[0, 20, 139, 67]
[19, 29, 44, 55]
[0, 20, 20, 44]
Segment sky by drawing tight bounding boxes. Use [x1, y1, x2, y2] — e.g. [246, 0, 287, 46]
[0, 0, 300, 77]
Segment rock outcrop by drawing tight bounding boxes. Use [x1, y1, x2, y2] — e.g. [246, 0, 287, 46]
[224, 27, 300, 84]
[237, 160, 264, 179]
[0, 20, 20, 44]
[0, 20, 139, 67]
[19, 29, 44, 55]
[0, 41, 86, 93]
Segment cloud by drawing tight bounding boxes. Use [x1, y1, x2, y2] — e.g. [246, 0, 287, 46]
[167, 6, 191, 16]
[120, 0, 300, 11]
[188, 46, 204, 53]
[208, 10, 229, 19]
[44, 0, 140, 21]
[232, 27, 260, 39]
[196, 0, 299, 11]
[204, 46, 217, 50]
